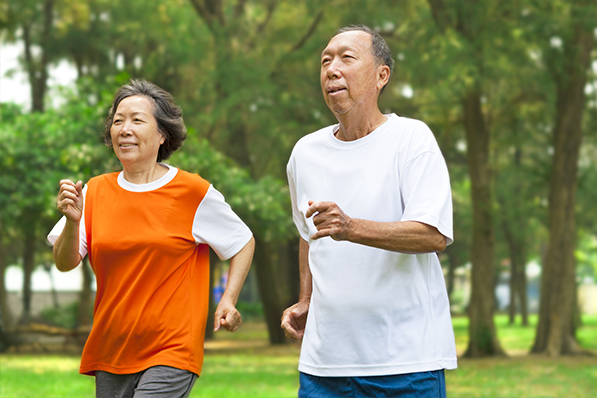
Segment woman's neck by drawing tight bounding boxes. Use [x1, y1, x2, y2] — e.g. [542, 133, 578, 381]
[122, 162, 169, 184]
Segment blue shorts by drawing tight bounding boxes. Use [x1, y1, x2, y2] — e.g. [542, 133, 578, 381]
[299, 369, 446, 398]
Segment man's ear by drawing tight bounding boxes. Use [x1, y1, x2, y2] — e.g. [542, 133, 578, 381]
[377, 65, 391, 91]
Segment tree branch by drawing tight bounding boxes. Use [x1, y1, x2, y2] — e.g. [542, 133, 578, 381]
[291, 10, 323, 52]
[188, 0, 216, 33]
[426, 0, 451, 34]
[256, 1, 276, 35]
[233, 0, 249, 19]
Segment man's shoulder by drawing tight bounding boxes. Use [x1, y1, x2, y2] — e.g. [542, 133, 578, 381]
[388, 114, 429, 133]
[291, 124, 335, 155]
[386, 114, 437, 146]
[297, 124, 335, 145]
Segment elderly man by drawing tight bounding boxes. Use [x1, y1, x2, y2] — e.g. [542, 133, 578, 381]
[281, 25, 457, 397]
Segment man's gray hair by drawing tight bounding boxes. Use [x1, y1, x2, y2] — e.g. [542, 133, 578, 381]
[334, 25, 394, 75]
[334, 25, 394, 93]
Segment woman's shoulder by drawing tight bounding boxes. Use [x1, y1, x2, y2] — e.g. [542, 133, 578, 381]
[87, 171, 120, 186]
[174, 168, 208, 183]
[172, 168, 212, 193]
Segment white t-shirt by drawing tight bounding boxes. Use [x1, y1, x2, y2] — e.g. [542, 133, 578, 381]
[48, 164, 251, 261]
[287, 113, 457, 377]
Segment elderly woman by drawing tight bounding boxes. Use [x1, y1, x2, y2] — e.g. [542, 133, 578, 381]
[48, 79, 255, 398]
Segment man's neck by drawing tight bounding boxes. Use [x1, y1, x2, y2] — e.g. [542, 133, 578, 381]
[334, 109, 387, 142]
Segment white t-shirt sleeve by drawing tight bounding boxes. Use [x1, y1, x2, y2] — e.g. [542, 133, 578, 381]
[192, 185, 253, 260]
[46, 185, 88, 259]
[400, 127, 454, 245]
[287, 163, 310, 242]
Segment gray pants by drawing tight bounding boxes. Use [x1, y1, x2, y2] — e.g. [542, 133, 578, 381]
[95, 365, 198, 398]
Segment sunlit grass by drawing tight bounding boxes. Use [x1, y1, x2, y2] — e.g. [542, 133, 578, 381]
[0, 356, 94, 398]
[194, 355, 299, 398]
[448, 356, 597, 398]
[452, 313, 597, 354]
[1, 314, 596, 398]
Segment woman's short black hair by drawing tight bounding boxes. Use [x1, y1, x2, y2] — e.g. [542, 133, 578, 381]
[104, 79, 186, 162]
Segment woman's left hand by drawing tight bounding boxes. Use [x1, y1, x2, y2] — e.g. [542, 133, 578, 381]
[214, 298, 242, 332]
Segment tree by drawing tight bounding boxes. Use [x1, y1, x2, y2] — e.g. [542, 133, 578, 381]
[527, 0, 597, 356]
[0, 89, 115, 323]
[424, 0, 511, 357]
[183, 0, 331, 343]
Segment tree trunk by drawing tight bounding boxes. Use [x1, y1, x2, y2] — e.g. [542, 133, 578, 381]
[23, 0, 54, 113]
[21, 217, 37, 322]
[443, 244, 461, 301]
[532, 23, 594, 356]
[253, 238, 287, 344]
[0, 219, 14, 331]
[499, 147, 529, 327]
[462, 87, 505, 357]
[502, 217, 528, 326]
[425, 0, 504, 357]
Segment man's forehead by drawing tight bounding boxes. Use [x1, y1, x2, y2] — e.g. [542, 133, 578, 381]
[322, 30, 372, 56]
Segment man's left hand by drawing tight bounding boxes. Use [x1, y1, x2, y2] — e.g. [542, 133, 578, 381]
[306, 200, 352, 241]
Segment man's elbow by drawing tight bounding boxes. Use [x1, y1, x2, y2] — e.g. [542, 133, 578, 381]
[433, 235, 447, 253]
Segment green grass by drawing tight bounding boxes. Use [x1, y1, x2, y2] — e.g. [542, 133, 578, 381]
[452, 313, 597, 354]
[194, 355, 299, 398]
[0, 356, 95, 398]
[448, 356, 597, 398]
[1, 314, 596, 398]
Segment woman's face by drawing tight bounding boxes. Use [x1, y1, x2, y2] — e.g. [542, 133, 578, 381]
[110, 96, 165, 169]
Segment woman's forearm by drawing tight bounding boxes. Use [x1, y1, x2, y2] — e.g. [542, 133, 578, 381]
[53, 220, 82, 272]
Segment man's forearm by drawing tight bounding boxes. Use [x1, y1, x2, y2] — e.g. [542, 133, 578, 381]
[298, 238, 312, 303]
[345, 220, 446, 254]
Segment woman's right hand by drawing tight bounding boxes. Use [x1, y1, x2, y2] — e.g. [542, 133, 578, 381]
[57, 180, 83, 223]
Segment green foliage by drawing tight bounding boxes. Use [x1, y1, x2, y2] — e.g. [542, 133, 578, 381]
[2, 0, 597, 349]
[39, 299, 94, 329]
[576, 235, 597, 282]
[40, 302, 79, 329]
[235, 301, 264, 322]
[170, 133, 296, 243]
[0, 90, 113, 217]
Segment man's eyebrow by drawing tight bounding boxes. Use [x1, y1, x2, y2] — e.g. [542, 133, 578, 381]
[321, 45, 354, 57]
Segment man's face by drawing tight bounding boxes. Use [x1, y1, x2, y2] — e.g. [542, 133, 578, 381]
[320, 31, 384, 116]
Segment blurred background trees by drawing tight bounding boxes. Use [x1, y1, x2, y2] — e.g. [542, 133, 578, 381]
[1, 0, 596, 356]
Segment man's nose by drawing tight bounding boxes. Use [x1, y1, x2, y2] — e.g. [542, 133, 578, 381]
[326, 58, 341, 78]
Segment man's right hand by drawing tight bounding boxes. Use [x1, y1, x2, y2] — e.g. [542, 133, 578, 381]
[57, 179, 83, 223]
[281, 301, 309, 340]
